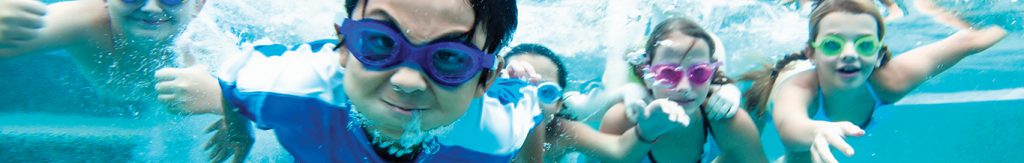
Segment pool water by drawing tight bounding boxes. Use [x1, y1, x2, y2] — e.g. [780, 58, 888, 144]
[1, 0, 1022, 162]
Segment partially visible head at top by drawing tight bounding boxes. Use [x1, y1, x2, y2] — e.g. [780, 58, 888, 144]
[633, 17, 728, 111]
[504, 44, 568, 87]
[337, 0, 518, 140]
[105, 0, 207, 45]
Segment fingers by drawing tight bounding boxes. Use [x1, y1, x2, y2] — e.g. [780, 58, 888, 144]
[704, 94, 736, 121]
[206, 119, 223, 133]
[813, 135, 838, 163]
[625, 100, 646, 123]
[1, 13, 44, 29]
[231, 151, 249, 163]
[671, 104, 690, 127]
[208, 143, 229, 163]
[154, 82, 180, 95]
[204, 136, 217, 151]
[835, 122, 865, 137]
[648, 99, 689, 126]
[232, 142, 253, 163]
[825, 131, 856, 156]
[644, 99, 668, 119]
[723, 100, 737, 119]
[706, 96, 723, 120]
[212, 147, 233, 163]
[157, 94, 180, 105]
[0, 27, 39, 41]
[507, 60, 542, 83]
[810, 147, 821, 163]
[14, 0, 47, 16]
[155, 81, 186, 103]
[666, 103, 680, 122]
[507, 60, 527, 80]
[154, 68, 180, 81]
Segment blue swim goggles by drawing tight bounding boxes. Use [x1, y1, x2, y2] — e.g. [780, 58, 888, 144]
[536, 82, 563, 105]
[335, 18, 498, 87]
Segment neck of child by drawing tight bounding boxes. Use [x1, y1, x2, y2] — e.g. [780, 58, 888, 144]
[819, 82, 870, 104]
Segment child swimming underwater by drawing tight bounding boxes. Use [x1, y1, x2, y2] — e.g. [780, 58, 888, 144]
[155, 0, 546, 162]
[0, 0, 207, 106]
[741, 0, 1008, 162]
[598, 17, 767, 162]
[498, 43, 691, 162]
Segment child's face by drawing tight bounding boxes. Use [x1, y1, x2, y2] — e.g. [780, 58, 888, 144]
[106, 0, 203, 44]
[508, 54, 563, 118]
[647, 32, 713, 111]
[812, 12, 881, 90]
[341, 0, 490, 138]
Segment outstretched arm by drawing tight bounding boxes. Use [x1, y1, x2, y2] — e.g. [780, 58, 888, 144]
[0, 0, 103, 57]
[771, 71, 820, 153]
[871, 26, 1008, 102]
[774, 71, 865, 163]
[553, 117, 654, 162]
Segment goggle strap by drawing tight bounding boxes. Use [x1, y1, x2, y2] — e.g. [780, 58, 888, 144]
[488, 55, 499, 70]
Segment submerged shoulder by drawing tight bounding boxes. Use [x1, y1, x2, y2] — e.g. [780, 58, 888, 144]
[772, 68, 817, 99]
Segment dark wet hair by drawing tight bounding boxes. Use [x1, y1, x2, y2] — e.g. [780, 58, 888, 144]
[345, 0, 517, 54]
[740, 0, 893, 118]
[504, 44, 568, 87]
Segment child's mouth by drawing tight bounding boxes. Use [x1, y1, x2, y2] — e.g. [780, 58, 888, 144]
[130, 16, 171, 27]
[837, 66, 861, 78]
[674, 98, 696, 105]
[384, 100, 426, 116]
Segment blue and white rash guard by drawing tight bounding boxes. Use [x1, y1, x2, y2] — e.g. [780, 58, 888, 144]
[215, 39, 543, 162]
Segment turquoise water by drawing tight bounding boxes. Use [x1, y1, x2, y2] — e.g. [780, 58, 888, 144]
[1, 0, 1022, 162]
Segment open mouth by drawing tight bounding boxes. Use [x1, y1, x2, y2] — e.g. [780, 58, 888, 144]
[674, 98, 697, 105]
[142, 19, 169, 25]
[130, 16, 172, 26]
[837, 66, 862, 78]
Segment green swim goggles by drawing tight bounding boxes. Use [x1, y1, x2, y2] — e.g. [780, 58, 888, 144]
[812, 35, 883, 57]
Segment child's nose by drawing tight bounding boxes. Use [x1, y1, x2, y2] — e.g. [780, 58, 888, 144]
[389, 67, 427, 94]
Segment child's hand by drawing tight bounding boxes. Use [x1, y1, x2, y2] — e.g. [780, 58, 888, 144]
[634, 99, 691, 142]
[501, 60, 542, 84]
[154, 65, 223, 115]
[621, 83, 650, 123]
[0, 0, 46, 48]
[205, 115, 254, 163]
[705, 85, 740, 121]
[810, 121, 865, 163]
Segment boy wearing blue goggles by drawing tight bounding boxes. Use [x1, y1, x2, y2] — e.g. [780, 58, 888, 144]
[173, 0, 543, 162]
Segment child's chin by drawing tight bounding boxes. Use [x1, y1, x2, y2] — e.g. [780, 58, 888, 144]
[126, 30, 175, 40]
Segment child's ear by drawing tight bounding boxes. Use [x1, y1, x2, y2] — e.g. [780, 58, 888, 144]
[336, 25, 349, 68]
[338, 46, 350, 68]
[475, 58, 505, 97]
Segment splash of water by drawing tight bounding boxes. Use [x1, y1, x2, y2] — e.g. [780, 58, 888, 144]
[348, 108, 451, 157]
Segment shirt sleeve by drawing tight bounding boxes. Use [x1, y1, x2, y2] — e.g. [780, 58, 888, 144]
[215, 39, 346, 130]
